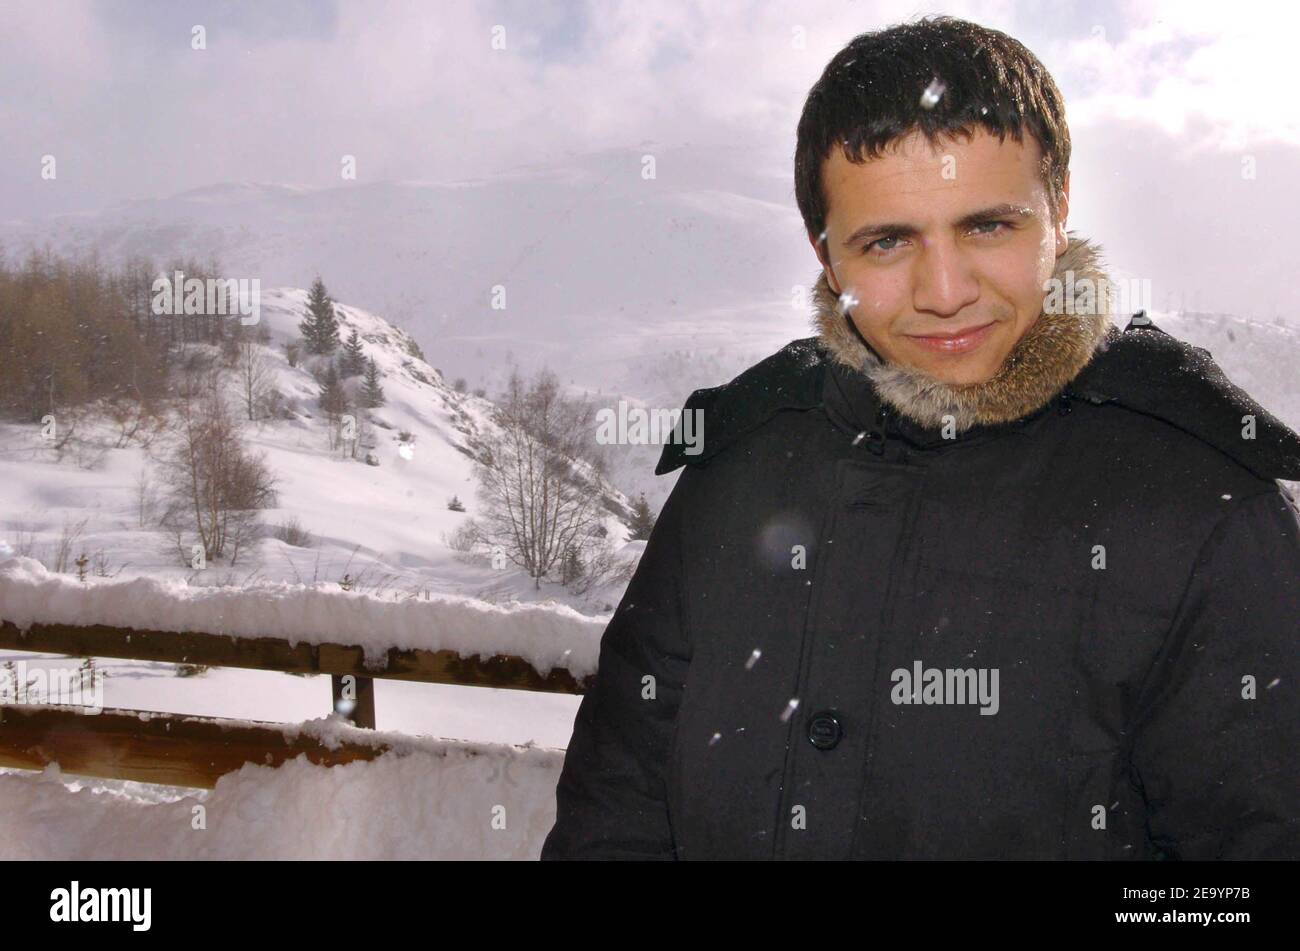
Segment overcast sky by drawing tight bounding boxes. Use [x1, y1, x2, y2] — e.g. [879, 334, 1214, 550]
[2, 0, 1298, 319]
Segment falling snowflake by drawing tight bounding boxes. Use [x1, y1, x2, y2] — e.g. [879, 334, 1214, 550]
[919, 78, 947, 110]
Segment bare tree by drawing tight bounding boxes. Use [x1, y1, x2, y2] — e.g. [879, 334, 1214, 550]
[345, 408, 374, 461]
[105, 365, 166, 450]
[52, 515, 90, 574]
[8, 521, 38, 559]
[236, 335, 273, 421]
[157, 367, 278, 567]
[471, 368, 608, 590]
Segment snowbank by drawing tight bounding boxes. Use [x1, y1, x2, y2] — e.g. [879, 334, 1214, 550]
[0, 717, 564, 859]
[0, 556, 605, 677]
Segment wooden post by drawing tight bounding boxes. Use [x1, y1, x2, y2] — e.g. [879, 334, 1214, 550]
[331, 674, 376, 729]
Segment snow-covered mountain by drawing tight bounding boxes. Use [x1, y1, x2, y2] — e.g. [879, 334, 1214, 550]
[0, 288, 638, 613]
[0, 146, 812, 476]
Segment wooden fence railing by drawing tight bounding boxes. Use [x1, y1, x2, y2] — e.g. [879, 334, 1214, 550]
[0, 619, 590, 789]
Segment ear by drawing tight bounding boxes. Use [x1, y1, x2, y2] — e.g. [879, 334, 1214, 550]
[1053, 172, 1071, 257]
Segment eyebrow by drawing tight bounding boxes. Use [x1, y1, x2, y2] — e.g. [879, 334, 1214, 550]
[840, 203, 1038, 248]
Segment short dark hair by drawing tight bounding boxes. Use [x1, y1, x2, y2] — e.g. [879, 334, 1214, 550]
[794, 15, 1071, 247]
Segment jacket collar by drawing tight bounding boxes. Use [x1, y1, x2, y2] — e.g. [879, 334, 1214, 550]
[811, 233, 1113, 433]
[821, 352, 1052, 451]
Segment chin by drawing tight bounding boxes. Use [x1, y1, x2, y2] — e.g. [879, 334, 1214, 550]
[926, 363, 996, 385]
[901, 348, 1006, 385]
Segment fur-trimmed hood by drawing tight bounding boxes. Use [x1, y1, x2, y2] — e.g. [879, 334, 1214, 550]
[811, 234, 1113, 432]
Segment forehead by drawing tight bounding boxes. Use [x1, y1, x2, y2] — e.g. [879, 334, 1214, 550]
[822, 127, 1047, 223]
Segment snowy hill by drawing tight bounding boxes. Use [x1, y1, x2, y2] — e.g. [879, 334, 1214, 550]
[0, 287, 637, 612]
[0, 147, 810, 454]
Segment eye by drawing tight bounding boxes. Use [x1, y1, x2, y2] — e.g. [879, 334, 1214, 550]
[863, 234, 905, 256]
[863, 221, 1012, 256]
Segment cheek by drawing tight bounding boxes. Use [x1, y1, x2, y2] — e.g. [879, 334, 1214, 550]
[1015, 276, 1048, 318]
[1026, 236, 1060, 309]
[989, 251, 1052, 320]
[842, 268, 909, 334]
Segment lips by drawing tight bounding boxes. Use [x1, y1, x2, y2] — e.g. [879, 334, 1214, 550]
[905, 321, 997, 354]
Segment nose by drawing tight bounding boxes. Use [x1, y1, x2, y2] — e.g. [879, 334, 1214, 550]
[910, 237, 980, 318]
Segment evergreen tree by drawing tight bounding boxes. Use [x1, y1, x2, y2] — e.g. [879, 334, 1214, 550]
[361, 355, 386, 408]
[340, 327, 366, 377]
[627, 493, 656, 541]
[317, 360, 347, 417]
[299, 278, 340, 355]
[560, 545, 584, 586]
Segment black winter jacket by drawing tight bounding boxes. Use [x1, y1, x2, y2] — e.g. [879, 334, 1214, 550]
[542, 318, 1300, 859]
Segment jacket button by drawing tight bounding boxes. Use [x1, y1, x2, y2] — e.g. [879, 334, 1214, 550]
[807, 710, 843, 750]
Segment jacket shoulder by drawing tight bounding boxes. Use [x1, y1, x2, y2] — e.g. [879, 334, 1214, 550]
[1069, 317, 1300, 482]
[655, 337, 827, 475]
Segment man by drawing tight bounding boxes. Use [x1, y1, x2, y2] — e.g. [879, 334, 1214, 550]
[542, 16, 1300, 860]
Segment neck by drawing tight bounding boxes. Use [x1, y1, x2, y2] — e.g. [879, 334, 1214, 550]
[812, 234, 1115, 432]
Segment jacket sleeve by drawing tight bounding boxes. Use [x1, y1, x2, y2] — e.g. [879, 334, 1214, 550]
[1129, 485, 1300, 859]
[539, 470, 693, 860]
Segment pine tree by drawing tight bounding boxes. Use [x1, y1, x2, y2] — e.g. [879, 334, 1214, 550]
[340, 328, 366, 377]
[560, 545, 584, 586]
[299, 278, 340, 355]
[627, 493, 656, 540]
[361, 355, 386, 408]
[318, 360, 347, 417]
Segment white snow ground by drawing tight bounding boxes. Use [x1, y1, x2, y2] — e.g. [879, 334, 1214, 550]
[0, 719, 564, 860]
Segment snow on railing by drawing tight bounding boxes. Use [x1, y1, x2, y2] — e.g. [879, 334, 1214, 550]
[0, 556, 605, 678]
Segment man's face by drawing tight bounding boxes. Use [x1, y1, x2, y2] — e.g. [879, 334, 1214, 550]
[812, 127, 1069, 385]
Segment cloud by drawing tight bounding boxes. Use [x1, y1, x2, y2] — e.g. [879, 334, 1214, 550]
[1, 0, 1295, 320]
[1047, 0, 1300, 150]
